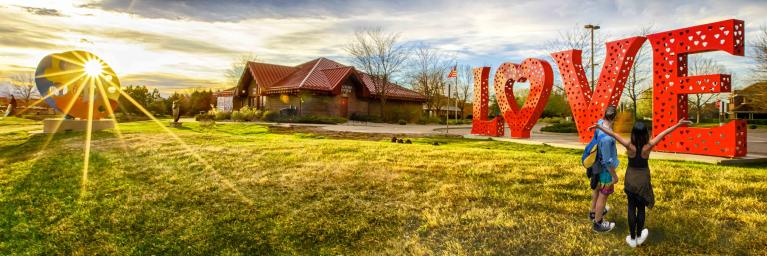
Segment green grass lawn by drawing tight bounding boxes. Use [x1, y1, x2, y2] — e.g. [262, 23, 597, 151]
[1, 117, 766, 255]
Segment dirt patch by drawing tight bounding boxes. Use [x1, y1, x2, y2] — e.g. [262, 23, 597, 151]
[268, 125, 461, 141]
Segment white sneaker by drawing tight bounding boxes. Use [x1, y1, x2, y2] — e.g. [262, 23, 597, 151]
[637, 229, 649, 245]
[625, 235, 637, 248]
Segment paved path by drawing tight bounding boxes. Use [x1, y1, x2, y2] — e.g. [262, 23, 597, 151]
[313, 122, 767, 165]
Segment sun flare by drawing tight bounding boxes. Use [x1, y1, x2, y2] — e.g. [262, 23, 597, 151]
[84, 59, 103, 77]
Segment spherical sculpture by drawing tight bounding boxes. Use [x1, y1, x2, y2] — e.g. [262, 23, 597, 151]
[35, 50, 120, 120]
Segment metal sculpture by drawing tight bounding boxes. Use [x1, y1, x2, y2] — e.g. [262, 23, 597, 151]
[493, 59, 553, 138]
[551, 37, 646, 142]
[470, 67, 504, 136]
[647, 19, 747, 157]
[35, 50, 120, 120]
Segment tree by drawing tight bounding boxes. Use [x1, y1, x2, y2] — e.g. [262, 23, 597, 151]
[147, 88, 167, 115]
[687, 56, 727, 123]
[224, 53, 258, 86]
[407, 44, 452, 117]
[345, 27, 410, 120]
[456, 64, 473, 119]
[10, 72, 38, 107]
[751, 25, 767, 83]
[545, 24, 607, 92]
[623, 25, 654, 120]
[117, 85, 151, 115]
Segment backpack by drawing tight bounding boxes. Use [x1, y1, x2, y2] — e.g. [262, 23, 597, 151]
[582, 129, 604, 178]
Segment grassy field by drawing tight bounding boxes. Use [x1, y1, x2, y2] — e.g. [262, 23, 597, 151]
[1, 117, 766, 255]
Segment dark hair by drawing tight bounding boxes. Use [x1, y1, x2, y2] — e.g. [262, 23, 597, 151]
[631, 121, 650, 151]
[603, 105, 617, 121]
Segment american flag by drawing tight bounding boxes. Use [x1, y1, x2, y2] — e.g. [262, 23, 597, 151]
[447, 65, 457, 78]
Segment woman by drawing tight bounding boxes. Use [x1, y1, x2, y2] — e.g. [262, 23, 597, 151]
[589, 118, 692, 247]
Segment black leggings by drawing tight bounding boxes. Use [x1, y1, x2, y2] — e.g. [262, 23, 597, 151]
[626, 192, 647, 239]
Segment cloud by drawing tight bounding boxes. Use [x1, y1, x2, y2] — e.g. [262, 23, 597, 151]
[20, 6, 65, 17]
[92, 28, 241, 55]
[119, 72, 226, 94]
[79, 0, 423, 21]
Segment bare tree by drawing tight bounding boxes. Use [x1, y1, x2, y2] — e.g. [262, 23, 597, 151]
[456, 64, 473, 119]
[545, 24, 607, 92]
[623, 25, 654, 120]
[688, 56, 728, 123]
[224, 53, 258, 86]
[750, 25, 767, 83]
[407, 44, 452, 117]
[345, 27, 410, 119]
[10, 72, 38, 107]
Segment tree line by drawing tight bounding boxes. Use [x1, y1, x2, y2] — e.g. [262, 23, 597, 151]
[116, 85, 214, 117]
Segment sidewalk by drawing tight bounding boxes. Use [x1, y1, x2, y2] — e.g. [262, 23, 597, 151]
[315, 122, 767, 165]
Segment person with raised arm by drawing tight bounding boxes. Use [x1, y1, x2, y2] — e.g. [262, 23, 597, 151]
[589, 118, 692, 248]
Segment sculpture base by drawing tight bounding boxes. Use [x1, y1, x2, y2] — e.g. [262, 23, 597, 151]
[43, 119, 115, 133]
[169, 121, 183, 128]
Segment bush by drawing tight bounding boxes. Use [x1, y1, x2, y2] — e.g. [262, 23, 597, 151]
[253, 110, 263, 121]
[417, 116, 442, 125]
[214, 111, 231, 121]
[290, 115, 347, 124]
[230, 111, 241, 121]
[262, 111, 278, 122]
[541, 122, 577, 133]
[540, 117, 564, 124]
[749, 124, 758, 129]
[349, 113, 382, 123]
[398, 119, 406, 125]
[747, 119, 767, 125]
[237, 107, 255, 121]
[195, 112, 215, 121]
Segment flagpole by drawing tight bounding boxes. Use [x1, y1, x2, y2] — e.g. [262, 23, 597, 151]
[454, 63, 458, 124]
[446, 71, 450, 134]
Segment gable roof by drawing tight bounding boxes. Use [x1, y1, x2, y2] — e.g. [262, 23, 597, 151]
[239, 57, 426, 102]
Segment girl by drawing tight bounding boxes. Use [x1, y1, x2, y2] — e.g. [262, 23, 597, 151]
[589, 119, 692, 247]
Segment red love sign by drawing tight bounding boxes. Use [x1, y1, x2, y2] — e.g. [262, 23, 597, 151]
[493, 59, 553, 138]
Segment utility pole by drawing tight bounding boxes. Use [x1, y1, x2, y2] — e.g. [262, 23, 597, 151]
[584, 24, 601, 91]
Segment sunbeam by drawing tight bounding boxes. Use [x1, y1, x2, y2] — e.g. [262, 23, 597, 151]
[117, 90, 255, 206]
[94, 74, 129, 151]
[81, 75, 96, 198]
[15, 72, 87, 116]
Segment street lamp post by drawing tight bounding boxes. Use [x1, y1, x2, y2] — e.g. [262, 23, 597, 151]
[584, 24, 600, 91]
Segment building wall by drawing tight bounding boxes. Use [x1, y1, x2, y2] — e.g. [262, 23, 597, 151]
[369, 99, 423, 122]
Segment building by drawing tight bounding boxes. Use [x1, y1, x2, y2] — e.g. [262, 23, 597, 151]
[729, 82, 767, 120]
[216, 57, 426, 121]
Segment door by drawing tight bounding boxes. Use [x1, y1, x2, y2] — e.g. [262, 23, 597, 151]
[340, 97, 348, 117]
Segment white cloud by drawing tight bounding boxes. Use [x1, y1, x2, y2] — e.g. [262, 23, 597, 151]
[0, 0, 765, 94]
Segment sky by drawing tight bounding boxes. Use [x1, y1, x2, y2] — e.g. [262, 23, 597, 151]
[1, 0, 766, 97]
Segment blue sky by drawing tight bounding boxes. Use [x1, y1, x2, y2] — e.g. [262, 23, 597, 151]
[1, 0, 766, 95]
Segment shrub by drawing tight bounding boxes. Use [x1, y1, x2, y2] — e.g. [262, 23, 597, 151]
[238, 107, 255, 121]
[195, 112, 215, 121]
[540, 117, 564, 124]
[290, 115, 347, 124]
[541, 122, 577, 133]
[214, 111, 231, 121]
[253, 110, 263, 121]
[230, 111, 242, 121]
[749, 124, 758, 129]
[417, 116, 442, 125]
[262, 111, 278, 122]
[747, 119, 767, 125]
[350, 113, 382, 123]
[398, 119, 406, 125]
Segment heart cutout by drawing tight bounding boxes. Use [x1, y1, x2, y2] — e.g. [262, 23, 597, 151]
[493, 59, 553, 138]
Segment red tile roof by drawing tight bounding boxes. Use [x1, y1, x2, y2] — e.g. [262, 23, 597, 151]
[240, 57, 426, 101]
